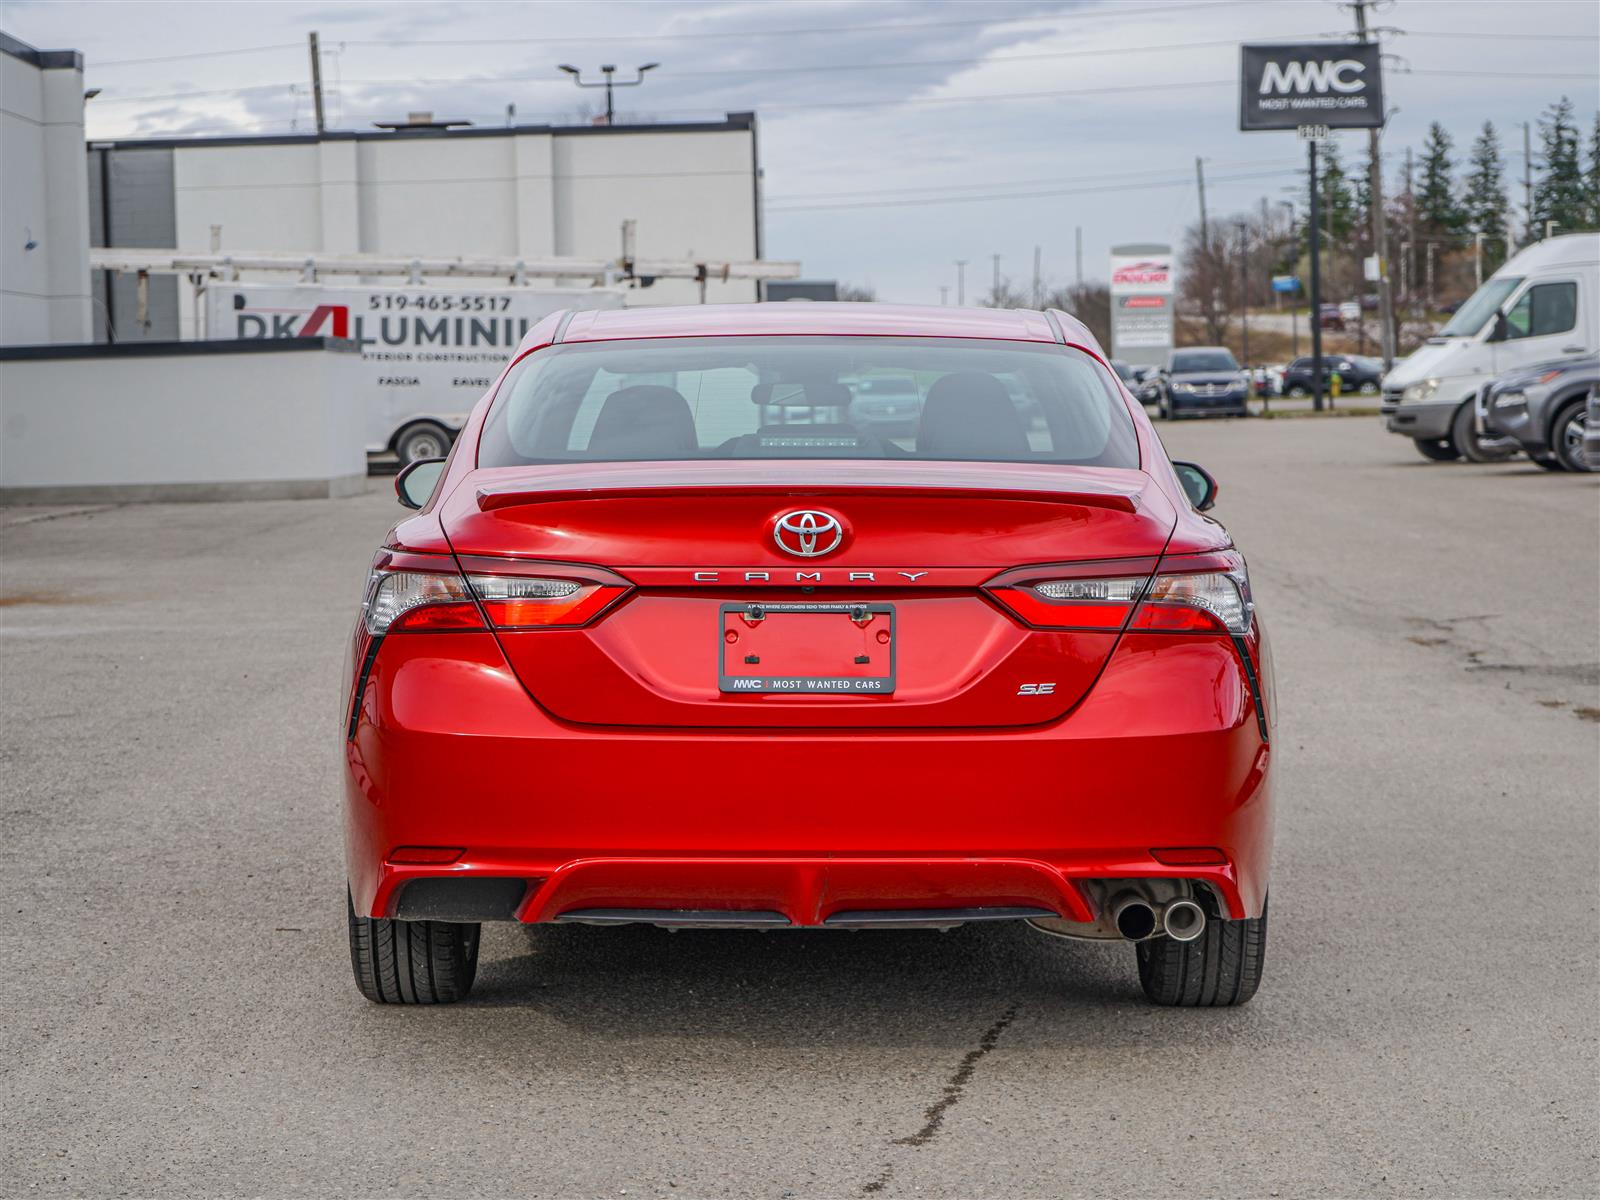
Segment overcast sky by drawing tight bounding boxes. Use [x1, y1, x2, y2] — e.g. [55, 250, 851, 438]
[7, 0, 1598, 302]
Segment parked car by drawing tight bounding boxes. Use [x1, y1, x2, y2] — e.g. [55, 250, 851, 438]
[347, 302, 1275, 1008]
[1280, 355, 1383, 397]
[1481, 355, 1599, 472]
[1150, 347, 1251, 419]
[847, 375, 923, 437]
[1318, 303, 1344, 331]
[1383, 233, 1599, 462]
[1109, 359, 1141, 388]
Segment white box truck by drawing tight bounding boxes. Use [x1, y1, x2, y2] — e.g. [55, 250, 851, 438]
[1382, 233, 1599, 461]
[207, 283, 625, 462]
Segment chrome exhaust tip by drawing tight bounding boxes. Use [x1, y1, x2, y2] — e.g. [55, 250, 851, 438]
[1162, 899, 1206, 942]
[1113, 899, 1159, 941]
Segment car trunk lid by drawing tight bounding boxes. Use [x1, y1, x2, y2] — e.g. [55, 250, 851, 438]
[441, 460, 1176, 728]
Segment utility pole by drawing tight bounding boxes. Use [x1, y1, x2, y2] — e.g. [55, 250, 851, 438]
[308, 31, 326, 135]
[1350, 0, 1395, 370]
[1074, 226, 1083, 288]
[1521, 121, 1534, 243]
[991, 254, 1002, 301]
[954, 260, 967, 306]
[1474, 231, 1484, 287]
[1405, 146, 1416, 315]
[1031, 245, 1042, 309]
[1426, 241, 1436, 312]
[1308, 139, 1325, 412]
[1195, 157, 1212, 335]
[1236, 219, 1250, 372]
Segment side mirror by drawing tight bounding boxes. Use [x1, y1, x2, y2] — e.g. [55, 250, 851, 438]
[395, 457, 446, 510]
[1171, 461, 1218, 512]
[1488, 311, 1509, 343]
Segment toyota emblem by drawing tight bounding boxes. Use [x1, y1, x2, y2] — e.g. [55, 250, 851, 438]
[773, 510, 844, 558]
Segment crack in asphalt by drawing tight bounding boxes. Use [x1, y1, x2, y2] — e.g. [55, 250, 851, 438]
[856, 1005, 1021, 1195]
[895, 1005, 1019, 1149]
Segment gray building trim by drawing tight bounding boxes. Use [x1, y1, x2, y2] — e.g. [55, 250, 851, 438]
[0, 29, 83, 70]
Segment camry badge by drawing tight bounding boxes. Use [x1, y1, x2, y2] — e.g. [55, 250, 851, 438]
[773, 510, 844, 558]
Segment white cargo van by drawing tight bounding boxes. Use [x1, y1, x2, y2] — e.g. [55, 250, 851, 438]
[1382, 233, 1599, 460]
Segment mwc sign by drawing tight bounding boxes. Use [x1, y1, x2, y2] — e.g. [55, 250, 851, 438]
[1239, 42, 1384, 130]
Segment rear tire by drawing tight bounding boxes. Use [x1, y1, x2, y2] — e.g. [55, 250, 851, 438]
[1551, 401, 1594, 472]
[347, 888, 480, 1004]
[1451, 402, 1518, 464]
[1137, 895, 1267, 1007]
[1413, 436, 1460, 462]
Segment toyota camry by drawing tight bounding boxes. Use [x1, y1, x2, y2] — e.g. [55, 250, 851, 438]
[343, 303, 1275, 1007]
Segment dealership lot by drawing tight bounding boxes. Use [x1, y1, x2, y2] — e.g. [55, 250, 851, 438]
[2, 418, 1595, 1197]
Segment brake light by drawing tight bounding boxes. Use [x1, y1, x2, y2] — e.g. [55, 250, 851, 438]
[466, 575, 627, 629]
[989, 552, 1252, 634]
[361, 550, 630, 635]
[365, 565, 484, 634]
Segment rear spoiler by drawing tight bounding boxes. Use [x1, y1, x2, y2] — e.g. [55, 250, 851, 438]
[476, 479, 1138, 513]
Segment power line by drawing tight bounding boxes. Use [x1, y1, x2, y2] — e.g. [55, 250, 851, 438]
[339, 2, 1249, 47]
[768, 158, 1294, 204]
[767, 167, 1291, 214]
[1402, 67, 1598, 80]
[91, 42, 304, 69]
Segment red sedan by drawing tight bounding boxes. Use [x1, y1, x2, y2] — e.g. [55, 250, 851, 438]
[343, 303, 1275, 1007]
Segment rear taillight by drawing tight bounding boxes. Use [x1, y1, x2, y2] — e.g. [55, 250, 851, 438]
[362, 551, 629, 634]
[466, 575, 627, 629]
[989, 552, 1252, 635]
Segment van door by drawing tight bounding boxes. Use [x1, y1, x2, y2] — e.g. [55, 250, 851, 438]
[1492, 277, 1586, 375]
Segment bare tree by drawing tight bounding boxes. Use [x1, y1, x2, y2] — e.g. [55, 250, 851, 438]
[836, 282, 877, 302]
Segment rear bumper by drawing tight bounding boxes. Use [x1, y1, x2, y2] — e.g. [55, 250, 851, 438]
[344, 629, 1274, 926]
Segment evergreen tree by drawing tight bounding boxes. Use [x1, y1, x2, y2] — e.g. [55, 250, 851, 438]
[1531, 96, 1586, 236]
[1416, 122, 1465, 238]
[1463, 121, 1511, 269]
[1308, 139, 1359, 246]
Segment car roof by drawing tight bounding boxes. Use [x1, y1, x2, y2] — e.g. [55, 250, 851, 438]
[555, 302, 1073, 346]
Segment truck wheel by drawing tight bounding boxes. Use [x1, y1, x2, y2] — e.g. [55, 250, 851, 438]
[1551, 401, 1595, 472]
[1451, 402, 1518, 464]
[1413, 436, 1460, 462]
[394, 422, 452, 465]
[347, 888, 480, 1004]
[1137, 895, 1267, 1007]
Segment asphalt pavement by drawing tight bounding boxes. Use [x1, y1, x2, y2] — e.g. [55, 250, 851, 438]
[2, 417, 1596, 1198]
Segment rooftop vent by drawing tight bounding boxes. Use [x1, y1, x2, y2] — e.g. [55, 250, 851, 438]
[373, 112, 474, 131]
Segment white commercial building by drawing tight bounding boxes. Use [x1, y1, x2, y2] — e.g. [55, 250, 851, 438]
[88, 113, 767, 340]
[1, 32, 91, 345]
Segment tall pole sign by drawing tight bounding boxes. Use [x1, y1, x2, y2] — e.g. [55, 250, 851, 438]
[1241, 42, 1384, 412]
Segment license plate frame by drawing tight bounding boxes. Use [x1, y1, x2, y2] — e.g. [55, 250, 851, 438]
[718, 602, 896, 695]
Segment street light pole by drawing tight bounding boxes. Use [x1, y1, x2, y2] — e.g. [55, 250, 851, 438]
[558, 62, 659, 125]
[954, 260, 967, 306]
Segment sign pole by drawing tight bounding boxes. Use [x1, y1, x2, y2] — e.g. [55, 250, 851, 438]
[1307, 137, 1324, 414]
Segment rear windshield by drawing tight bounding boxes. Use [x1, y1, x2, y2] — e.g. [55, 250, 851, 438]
[478, 336, 1139, 468]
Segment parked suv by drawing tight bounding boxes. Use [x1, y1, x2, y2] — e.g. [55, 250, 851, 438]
[1280, 355, 1382, 397]
[1481, 355, 1598, 472]
[1151, 347, 1250, 419]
